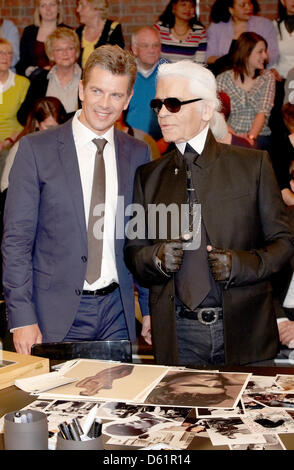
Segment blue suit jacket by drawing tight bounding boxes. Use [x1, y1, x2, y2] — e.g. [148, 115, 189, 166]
[2, 119, 150, 342]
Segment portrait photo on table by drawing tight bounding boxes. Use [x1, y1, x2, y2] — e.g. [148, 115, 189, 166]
[143, 370, 251, 409]
[97, 401, 191, 423]
[102, 411, 176, 438]
[196, 399, 245, 418]
[37, 360, 168, 401]
[229, 434, 286, 451]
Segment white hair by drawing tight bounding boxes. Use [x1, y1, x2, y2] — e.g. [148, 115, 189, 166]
[210, 111, 229, 141]
[131, 26, 161, 49]
[157, 60, 220, 112]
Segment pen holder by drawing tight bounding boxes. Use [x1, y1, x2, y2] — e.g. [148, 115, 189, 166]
[56, 432, 104, 450]
[4, 410, 48, 450]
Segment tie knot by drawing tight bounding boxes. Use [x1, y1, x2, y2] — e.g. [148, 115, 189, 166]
[93, 138, 107, 154]
[183, 143, 199, 165]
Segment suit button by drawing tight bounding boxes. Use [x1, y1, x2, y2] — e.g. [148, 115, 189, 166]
[81, 256, 87, 262]
[75, 289, 81, 296]
[169, 295, 174, 301]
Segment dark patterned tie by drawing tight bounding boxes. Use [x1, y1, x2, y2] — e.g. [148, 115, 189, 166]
[85, 138, 107, 284]
[175, 143, 211, 310]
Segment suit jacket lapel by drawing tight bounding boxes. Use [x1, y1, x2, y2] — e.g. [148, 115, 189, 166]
[114, 129, 130, 198]
[57, 120, 87, 249]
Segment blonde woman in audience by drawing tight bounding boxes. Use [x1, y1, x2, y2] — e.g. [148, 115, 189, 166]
[18, 27, 81, 125]
[0, 39, 29, 153]
[76, 0, 124, 68]
[16, 0, 66, 77]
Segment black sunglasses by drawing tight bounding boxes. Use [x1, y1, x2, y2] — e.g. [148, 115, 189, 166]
[150, 97, 203, 114]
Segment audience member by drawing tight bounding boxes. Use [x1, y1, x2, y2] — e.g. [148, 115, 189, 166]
[284, 66, 294, 104]
[115, 111, 160, 160]
[16, 0, 66, 78]
[17, 27, 81, 125]
[125, 60, 294, 367]
[0, 18, 19, 70]
[126, 26, 165, 142]
[76, 0, 124, 69]
[1, 97, 68, 193]
[154, 0, 207, 64]
[2, 45, 150, 355]
[271, 102, 294, 201]
[216, 91, 254, 147]
[272, 0, 294, 82]
[269, 0, 294, 137]
[216, 32, 275, 151]
[206, 0, 279, 76]
[0, 39, 30, 153]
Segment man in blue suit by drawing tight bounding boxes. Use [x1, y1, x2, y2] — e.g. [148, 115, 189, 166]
[2, 45, 150, 355]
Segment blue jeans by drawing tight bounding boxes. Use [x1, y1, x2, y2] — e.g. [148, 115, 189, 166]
[175, 309, 225, 366]
[63, 287, 129, 341]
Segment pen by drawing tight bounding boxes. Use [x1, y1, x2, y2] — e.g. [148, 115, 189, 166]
[72, 418, 83, 437]
[68, 422, 81, 441]
[58, 422, 72, 440]
[94, 420, 102, 438]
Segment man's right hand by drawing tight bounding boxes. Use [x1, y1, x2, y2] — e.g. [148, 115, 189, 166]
[13, 324, 42, 355]
[156, 240, 184, 273]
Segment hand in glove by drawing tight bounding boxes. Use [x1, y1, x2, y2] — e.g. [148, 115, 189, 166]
[207, 245, 232, 281]
[156, 240, 184, 273]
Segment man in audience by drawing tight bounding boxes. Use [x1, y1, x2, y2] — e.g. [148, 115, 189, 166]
[2, 45, 150, 355]
[126, 26, 165, 142]
[125, 60, 294, 367]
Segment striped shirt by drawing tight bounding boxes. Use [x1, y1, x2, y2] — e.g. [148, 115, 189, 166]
[216, 70, 275, 136]
[154, 21, 207, 64]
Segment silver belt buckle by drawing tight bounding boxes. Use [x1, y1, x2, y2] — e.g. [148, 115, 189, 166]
[197, 308, 218, 325]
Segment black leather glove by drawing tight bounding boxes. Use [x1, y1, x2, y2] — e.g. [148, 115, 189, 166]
[156, 240, 184, 273]
[207, 246, 232, 281]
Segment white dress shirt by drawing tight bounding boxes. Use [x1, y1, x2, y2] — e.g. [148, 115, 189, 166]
[176, 124, 209, 155]
[72, 110, 118, 290]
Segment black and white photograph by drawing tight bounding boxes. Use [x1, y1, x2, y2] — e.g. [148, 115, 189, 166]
[103, 412, 177, 438]
[242, 408, 294, 434]
[97, 401, 192, 422]
[229, 434, 286, 451]
[143, 370, 250, 409]
[272, 375, 294, 393]
[246, 392, 294, 410]
[245, 375, 278, 394]
[206, 417, 267, 446]
[196, 400, 245, 418]
[44, 399, 99, 414]
[106, 429, 195, 450]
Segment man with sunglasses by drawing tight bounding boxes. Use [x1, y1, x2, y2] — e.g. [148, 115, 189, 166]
[125, 60, 294, 367]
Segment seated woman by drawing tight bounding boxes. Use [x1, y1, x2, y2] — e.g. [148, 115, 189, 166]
[1, 96, 68, 193]
[216, 32, 275, 152]
[76, 0, 124, 69]
[17, 27, 81, 126]
[206, 0, 279, 75]
[272, 0, 294, 83]
[16, 0, 66, 78]
[154, 0, 207, 63]
[0, 39, 30, 153]
[0, 18, 20, 70]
